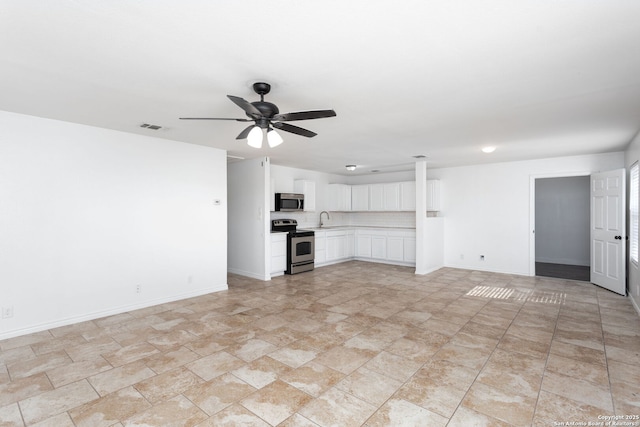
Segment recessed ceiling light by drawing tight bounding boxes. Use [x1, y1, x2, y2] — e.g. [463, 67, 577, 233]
[371, 169, 380, 173]
[482, 146, 496, 153]
[345, 165, 357, 171]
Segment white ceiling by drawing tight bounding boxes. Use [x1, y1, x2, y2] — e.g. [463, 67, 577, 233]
[2, 1, 640, 175]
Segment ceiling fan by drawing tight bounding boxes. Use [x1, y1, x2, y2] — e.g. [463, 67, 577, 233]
[180, 82, 336, 148]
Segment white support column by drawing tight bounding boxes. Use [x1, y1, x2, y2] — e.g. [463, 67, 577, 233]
[415, 160, 428, 274]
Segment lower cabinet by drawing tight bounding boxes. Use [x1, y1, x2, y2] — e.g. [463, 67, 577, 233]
[403, 237, 416, 262]
[387, 235, 404, 262]
[314, 230, 326, 265]
[314, 228, 416, 268]
[354, 229, 416, 266]
[355, 235, 371, 258]
[270, 233, 287, 276]
[318, 229, 353, 265]
[371, 235, 387, 259]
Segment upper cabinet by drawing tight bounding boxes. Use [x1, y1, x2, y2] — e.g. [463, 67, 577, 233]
[294, 180, 316, 211]
[349, 181, 417, 212]
[369, 184, 384, 211]
[351, 185, 370, 211]
[400, 181, 416, 211]
[370, 183, 400, 211]
[426, 179, 441, 211]
[328, 184, 352, 211]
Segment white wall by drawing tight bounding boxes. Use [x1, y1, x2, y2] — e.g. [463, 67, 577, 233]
[535, 176, 590, 266]
[625, 132, 640, 314]
[228, 158, 270, 280]
[0, 111, 228, 339]
[428, 152, 625, 276]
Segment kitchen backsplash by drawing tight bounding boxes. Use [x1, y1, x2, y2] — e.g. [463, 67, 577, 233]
[270, 211, 416, 229]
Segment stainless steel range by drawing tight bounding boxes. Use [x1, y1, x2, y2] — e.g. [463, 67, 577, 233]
[271, 219, 315, 274]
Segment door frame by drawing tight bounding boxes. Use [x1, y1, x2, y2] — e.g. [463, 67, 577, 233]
[528, 171, 591, 276]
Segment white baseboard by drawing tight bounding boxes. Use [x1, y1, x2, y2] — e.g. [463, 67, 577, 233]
[415, 265, 443, 275]
[630, 294, 640, 317]
[0, 284, 228, 341]
[227, 268, 270, 281]
[444, 263, 529, 277]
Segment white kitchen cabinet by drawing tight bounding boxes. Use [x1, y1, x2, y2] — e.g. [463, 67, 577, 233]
[355, 228, 416, 266]
[383, 183, 400, 211]
[355, 235, 372, 258]
[326, 231, 347, 261]
[328, 184, 351, 211]
[270, 233, 287, 276]
[351, 185, 369, 211]
[369, 183, 401, 211]
[371, 235, 387, 259]
[314, 230, 326, 265]
[426, 179, 441, 212]
[404, 237, 416, 262]
[369, 184, 384, 211]
[346, 230, 355, 258]
[386, 235, 404, 262]
[400, 181, 416, 211]
[294, 180, 316, 211]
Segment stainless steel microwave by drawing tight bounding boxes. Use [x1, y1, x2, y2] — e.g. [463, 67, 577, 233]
[275, 193, 304, 211]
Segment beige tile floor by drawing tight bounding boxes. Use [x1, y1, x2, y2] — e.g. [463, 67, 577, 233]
[1, 261, 640, 426]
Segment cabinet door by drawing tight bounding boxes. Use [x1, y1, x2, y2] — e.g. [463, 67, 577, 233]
[270, 236, 287, 274]
[294, 180, 316, 211]
[346, 231, 355, 257]
[356, 235, 372, 257]
[426, 180, 440, 211]
[383, 183, 400, 211]
[400, 181, 416, 211]
[371, 236, 387, 259]
[369, 184, 384, 211]
[315, 233, 326, 264]
[386, 236, 404, 261]
[404, 237, 416, 262]
[328, 184, 351, 211]
[351, 185, 369, 211]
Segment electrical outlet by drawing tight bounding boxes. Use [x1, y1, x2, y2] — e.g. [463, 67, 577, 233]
[2, 306, 14, 319]
[136, 284, 141, 294]
[460, 254, 464, 260]
[480, 255, 485, 261]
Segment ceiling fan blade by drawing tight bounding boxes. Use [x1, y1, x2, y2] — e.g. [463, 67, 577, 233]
[236, 125, 256, 140]
[273, 122, 317, 138]
[227, 95, 262, 118]
[179, 117, 253, 121]
[272, 109, 336, 121]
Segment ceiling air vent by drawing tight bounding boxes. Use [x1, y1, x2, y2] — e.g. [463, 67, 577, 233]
[140, 123, 162, 130]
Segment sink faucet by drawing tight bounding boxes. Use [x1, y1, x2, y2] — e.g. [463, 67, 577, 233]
[319, 211, 330, 227]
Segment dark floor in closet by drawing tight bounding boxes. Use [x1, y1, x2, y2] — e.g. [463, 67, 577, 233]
[536, 262, 590, 281]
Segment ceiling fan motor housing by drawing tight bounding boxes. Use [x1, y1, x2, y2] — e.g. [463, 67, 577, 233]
[250, 101, 279, 121]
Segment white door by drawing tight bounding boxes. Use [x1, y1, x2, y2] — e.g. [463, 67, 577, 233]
[591, 168, 626, 295]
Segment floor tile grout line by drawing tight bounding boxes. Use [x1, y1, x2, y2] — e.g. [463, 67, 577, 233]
[530, 278, 565, 427]
[444, 278, 526, 427]
[598, 288, 618, 416]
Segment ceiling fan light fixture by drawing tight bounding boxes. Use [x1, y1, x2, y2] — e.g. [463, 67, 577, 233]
[267, 128, 283, 148]
[346, 164, 357, 171]
[247, 126, 263, 148]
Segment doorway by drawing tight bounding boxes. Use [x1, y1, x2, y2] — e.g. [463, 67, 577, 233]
[531, 174, 591, 281]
